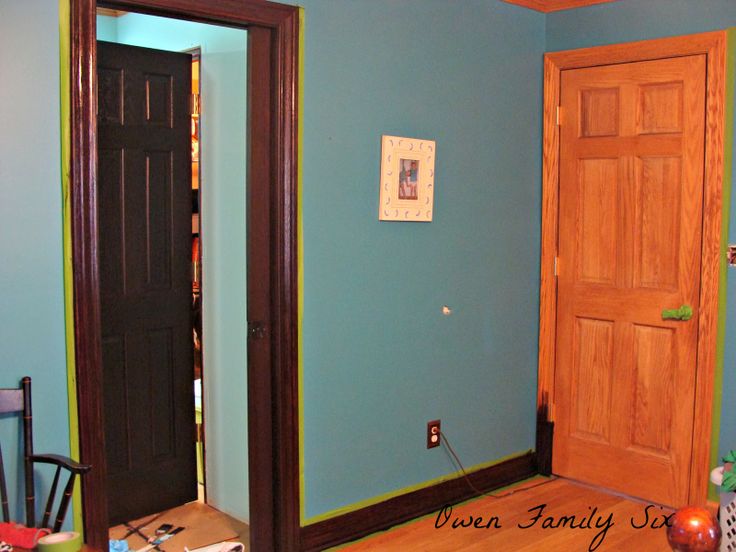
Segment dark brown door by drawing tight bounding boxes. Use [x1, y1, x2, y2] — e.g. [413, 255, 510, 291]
[97, 41, 195, 525]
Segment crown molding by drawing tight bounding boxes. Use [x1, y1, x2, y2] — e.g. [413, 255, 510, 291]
[502, 0, 619, 13]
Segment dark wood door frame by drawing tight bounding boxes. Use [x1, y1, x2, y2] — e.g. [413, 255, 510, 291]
[70, 1, 299, 550]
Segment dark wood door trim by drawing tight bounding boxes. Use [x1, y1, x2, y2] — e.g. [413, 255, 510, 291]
[70, 1, 300, 550]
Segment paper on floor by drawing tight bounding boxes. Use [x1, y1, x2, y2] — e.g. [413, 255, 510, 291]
[186, 541, 244, 552]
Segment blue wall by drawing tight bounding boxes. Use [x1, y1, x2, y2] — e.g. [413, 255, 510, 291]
[0, 0, 71, 524]
[298, 0, 545, 521]
[547, 0, 736, 51]
[10, 0, 732, 534]
[98, 13, 250, 523]
[546, 0, 736, 483]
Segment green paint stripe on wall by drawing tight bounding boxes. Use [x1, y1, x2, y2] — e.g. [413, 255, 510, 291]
[710, 27, 736, 502]
[301, 449, 532, 526]
[58, 0, 83, 534]
[298, 6, 307, 526]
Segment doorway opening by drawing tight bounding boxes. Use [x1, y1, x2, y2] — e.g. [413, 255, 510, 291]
[70, 1, 299, 550]
[95, 8, 249, 547]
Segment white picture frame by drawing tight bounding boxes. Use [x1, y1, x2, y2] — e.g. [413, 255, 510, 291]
[379, 135, 435, 222]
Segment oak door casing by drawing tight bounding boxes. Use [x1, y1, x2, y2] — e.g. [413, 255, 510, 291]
[553, 54, 706, 507]
[97, 40, 195, 525]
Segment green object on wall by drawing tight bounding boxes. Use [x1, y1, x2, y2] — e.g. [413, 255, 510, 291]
[661, 304, 693, 321]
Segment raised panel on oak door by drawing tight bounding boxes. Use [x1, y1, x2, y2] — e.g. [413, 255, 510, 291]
[631, 324, 675, 454]
[635, 156, 682, 290]
[572, 318, 614, 442]
[638, 82, 683, 135]
[580, 88, 619, 137]
[577, 158, 618, 285]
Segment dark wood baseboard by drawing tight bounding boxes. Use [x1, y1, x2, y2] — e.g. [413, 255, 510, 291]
[535, 402, 554, 476]
[300, 451, 536, 551]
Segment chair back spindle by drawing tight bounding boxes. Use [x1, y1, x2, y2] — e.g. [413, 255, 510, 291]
[41, 465, 62, 530]
[0, 442, 9, 522]
[22, 376, 35, 528]
[0, 377, 90, 531]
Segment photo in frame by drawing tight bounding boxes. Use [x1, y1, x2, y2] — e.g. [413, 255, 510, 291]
[379, 135, 435, 221]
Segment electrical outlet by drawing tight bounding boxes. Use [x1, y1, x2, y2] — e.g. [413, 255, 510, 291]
[427, 420, 441, 449]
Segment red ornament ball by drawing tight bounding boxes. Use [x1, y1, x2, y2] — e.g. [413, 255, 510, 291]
[666, 506, 721, 552]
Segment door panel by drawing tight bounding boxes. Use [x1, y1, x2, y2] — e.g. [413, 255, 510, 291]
[572, 317, 614, 442]
[553, 54, 706, 506]
[97, 41, 195, 525]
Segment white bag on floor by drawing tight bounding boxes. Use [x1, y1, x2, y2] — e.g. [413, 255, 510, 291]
[711, 466, 736, 552]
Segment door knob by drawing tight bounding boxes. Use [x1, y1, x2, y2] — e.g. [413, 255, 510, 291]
[661, 305, 693, 321]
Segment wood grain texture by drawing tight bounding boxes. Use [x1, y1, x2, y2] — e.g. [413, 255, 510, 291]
[300, 453, 536, 552]
[96, 7, 125, 16]
[580, 88, 619, 137]
[71, 1, 300, 549]
[545, 31, 726, 70]
[98, 0, 295, 28]
[337, 478, 673, 551]
[689, 30, 727, 506]
[71, 0, 109, 548]
[554, 54, 705, 507]
[246, 25, 276, 552]
[502, 0, 620, 13]
[571, 319, 614, 442]
[536, 55, 561, 417]
[538, 31, 727, 509]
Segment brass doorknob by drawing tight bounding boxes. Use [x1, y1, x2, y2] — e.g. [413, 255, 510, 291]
[662, 305, 693, 321]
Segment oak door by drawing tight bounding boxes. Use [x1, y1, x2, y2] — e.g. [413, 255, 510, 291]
[97, 41, 195, 524]
[553, 54, 706, 506]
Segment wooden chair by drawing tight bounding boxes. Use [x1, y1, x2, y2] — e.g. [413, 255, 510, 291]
[0, 376, 91, 532]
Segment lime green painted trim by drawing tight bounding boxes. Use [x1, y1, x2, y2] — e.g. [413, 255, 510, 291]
[324, 474, 549, 551]
[709, 27, 736, 502]
[58, 0, 83, 534]
[302, 449, 532, 526]
[298, 6, 307, 525]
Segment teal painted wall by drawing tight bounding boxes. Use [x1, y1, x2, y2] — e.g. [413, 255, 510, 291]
[546, 0, 736, 52]
[97, 12, 117, 42]
[297, 0, 545, 521]
[17, 0, 733, 533]
[546, 0, 736, 481]
[98, 14, 249, 522]
[0, 0, 71, 525]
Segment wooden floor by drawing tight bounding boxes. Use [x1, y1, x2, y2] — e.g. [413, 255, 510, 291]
[335, 478, 674, 551]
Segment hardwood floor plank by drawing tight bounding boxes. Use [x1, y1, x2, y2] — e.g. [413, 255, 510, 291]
[336, 479, 674, 551]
